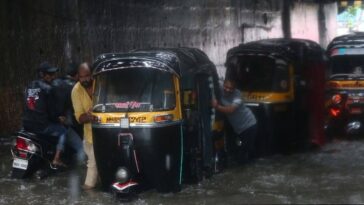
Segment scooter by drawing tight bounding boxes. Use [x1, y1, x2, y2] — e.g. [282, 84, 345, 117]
[11, 129, 72, 179]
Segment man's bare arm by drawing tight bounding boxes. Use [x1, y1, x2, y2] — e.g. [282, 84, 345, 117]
[212, 99, 238, 114]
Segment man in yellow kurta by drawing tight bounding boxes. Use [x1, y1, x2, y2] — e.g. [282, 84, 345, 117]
[71, 63, 98, 189]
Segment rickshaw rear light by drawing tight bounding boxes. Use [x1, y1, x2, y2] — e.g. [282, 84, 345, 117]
[331, 94, 342, 104]
[329, 108, 341, 117]
[154, 114, 173, 123]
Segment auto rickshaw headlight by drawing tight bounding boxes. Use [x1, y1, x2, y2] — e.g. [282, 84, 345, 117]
[115, 167, 129, 183]
[154, 114, 173, 123]
[331, 94, 342, 104]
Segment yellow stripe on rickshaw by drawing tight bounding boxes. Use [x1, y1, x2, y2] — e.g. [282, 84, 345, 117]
[327, 80, 364, 90]
[93, 109, 181, 125]
[242, 92, 294, 103]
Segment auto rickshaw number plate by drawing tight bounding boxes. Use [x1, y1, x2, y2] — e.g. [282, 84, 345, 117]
[13, 158, 28, 170]
[120, 117, 130, 128]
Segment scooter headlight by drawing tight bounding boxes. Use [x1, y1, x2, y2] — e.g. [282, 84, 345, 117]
[115, 167, 129, 183]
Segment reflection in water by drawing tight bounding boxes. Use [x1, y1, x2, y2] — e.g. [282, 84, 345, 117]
[68, 170, 81, 203]
[1, 138, 364, 204]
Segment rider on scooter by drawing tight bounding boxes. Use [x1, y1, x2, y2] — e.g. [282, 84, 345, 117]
[50, 63, 84, 164]
[22, 62, 67, 167]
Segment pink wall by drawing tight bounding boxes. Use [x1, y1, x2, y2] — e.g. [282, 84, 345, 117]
[290, 3, 320, 42]
[290, 2, 337, 47]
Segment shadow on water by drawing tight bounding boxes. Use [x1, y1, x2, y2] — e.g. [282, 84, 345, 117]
[2, 136, 364, 204]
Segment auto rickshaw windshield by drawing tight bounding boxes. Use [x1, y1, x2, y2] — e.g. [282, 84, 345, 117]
[227, 55, 289, 92]
[330, 55, 364, 75]
[93, 68, 176, 112]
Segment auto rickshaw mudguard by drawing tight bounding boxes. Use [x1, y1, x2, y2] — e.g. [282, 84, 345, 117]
[93, 124, 182, 193]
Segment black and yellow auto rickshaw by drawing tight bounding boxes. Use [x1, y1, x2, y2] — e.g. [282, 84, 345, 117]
[326, 33, 364, 137]
[91, 48, 223, 197]
[225, 38, 327, 156]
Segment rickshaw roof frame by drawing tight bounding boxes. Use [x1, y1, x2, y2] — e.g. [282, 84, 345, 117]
[92, 47, 217, 78]
[226, 38, 326, 66]
[327, 32, 364, 54]
[329, 73, 364, 80]
[92, 56, 178, 76]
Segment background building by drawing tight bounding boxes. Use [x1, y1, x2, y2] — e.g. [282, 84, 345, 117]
[0, 0, 338, 134]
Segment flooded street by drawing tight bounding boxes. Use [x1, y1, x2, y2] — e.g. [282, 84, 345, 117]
[2, 137, 364, 204]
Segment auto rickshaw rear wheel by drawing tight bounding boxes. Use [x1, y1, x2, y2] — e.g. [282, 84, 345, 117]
[188, 148, 203, 183]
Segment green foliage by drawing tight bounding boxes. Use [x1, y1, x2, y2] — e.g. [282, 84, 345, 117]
[347, 5, 359, 16]
[345, 5, 361, 29]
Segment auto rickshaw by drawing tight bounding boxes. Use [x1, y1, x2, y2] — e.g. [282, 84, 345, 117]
[91, 48, 224, 198]
[225, 38, 327, 156]
[326, 33, 364, 138]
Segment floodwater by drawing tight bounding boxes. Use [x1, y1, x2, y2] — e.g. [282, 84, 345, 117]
[2, 137, 364, 204]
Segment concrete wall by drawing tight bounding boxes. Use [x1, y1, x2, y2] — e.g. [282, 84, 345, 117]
[77, 0, 286, 75]
[0, 0, 337, 134]
[291, 2, 320, 42]
[323, 2, 338, 47]
[290, 1, 337, 48]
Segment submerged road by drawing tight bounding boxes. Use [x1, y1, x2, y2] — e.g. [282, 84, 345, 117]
[1, 137, 364, 204]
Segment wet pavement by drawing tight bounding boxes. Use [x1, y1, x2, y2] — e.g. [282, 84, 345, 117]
[2, 137, 364, 204]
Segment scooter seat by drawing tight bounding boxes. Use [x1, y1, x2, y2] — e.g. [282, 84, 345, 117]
[17, 129, 37, 137]
[17, 130, 58, 146]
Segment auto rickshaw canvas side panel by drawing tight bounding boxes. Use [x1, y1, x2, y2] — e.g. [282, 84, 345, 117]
[225, 39, 326, 156]
[175, 55, 224, 182]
